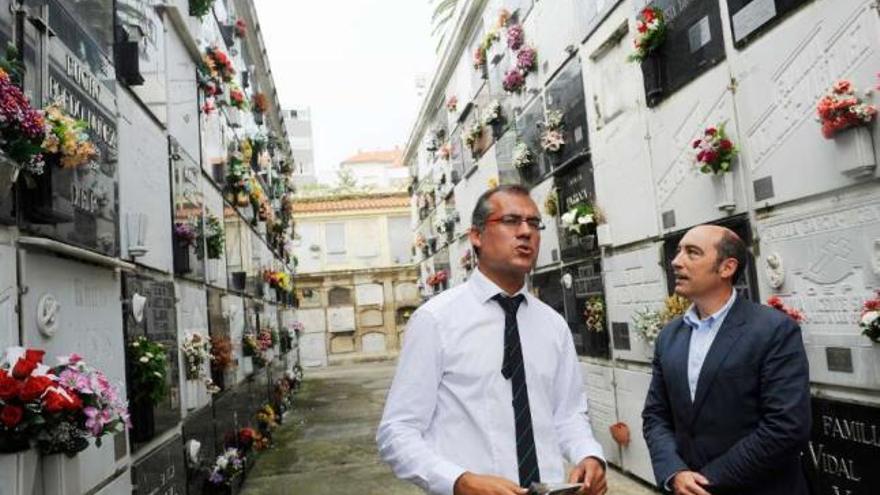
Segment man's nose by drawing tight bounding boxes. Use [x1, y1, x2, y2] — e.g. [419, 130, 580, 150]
[671, 250, 684, 269]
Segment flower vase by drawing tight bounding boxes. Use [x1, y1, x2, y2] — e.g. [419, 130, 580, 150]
[130, 395, 156, 443]
[834, 125, 876, 179]
[173, 241, 192, 275]
[21, 157, 75, 225]
[206, 258, 220, 283]
[0, 151, 19, 200]
[641, 54, 665, 107]
[0, 448, 39, 495]
[41, 452, 82, 495]
[185, 378, 200, 410]
[713, 172, 736, 212]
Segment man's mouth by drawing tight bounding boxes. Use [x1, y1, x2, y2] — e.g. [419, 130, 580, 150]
[515, 245, 533, 256]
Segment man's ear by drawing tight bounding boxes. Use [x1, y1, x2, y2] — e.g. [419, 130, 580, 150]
[468, 227, 482, 252]
[720, 258, 738, 281]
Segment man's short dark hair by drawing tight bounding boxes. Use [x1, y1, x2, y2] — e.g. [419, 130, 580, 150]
[716, 230, 748, 283]
[471, 184, 532, 231]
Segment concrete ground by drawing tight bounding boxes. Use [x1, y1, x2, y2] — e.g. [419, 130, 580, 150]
[241, 361, 658, 495]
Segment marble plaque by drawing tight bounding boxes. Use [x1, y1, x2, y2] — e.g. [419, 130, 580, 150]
[603, 243, 668, 363]
[531, 0, 579, 83]
[544, 57, 588, 169]
[362, 333, 387, 354]
[514, 96, 548, 187]
[581, 363, 621, 466]
[359, 308, 384, 328]
[614, 368, 655, 483]
[531, 177, 561, 269]
[130, 435, 186, 495]
[646, 64, 745, 233]
[394, 282, 420, 303]
[729, 0, 880, 209]
[297, 308, 327, 334]
[117, 90, 172, 273]
[20, 253, 124, 492]
[300, 333, 328, 368]
[757, 192, 880, 389]
[330, 335, 355, 354]
[0, 245, 17, 349]
[328, 307, 356, 333]
[356, 283, 384, 307]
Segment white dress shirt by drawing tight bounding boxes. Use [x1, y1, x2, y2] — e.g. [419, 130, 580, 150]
[377, 269, 604, 495]
[681, 290, 737, 401]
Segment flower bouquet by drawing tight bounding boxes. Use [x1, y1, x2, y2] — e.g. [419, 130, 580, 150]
[766, 296, 805, 323]
[584, 297, 606, 333]
[242, 333, 259, 358]
[189, 0, 216, 18]
[128, 337, 168, 406]
[252, 92, 268, 114]
[473, 46, 486, 70]
[560, 203, 596, 235]
[174, 221, 198, 248]
[41, 102, 98, 169]
[482, 100, 503, 127]
[692, 124, 737, 175]
[206, 448, 244, 487]
[628, 6, 667, 62]
[228, 85, 247, 110]
[234, 18, 247, 38]
[507, 23, 524, 50]
[205, 213, 225, 259]
[859, 291, 880, 342]
[540, 110, 565, 153]
[438, 142, 451, 161]
[181, 332, 212, 379]
[632, 308, 664, 346]
[0, 67, 46, 179]
[210, 336, 234, 372]
[516, 46, 537, 73]
[503, 68, 526, 93]
[204, 45, 235, 83]
[816, 80, 877, 138]
[513, 142, 533, 169]
[464, 121, 484, 150]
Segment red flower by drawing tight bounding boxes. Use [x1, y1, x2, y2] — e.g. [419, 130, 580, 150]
[719, 139, 733, 151]
[11, 358, 38, 379]
[767, 296, 783, 309]
[24, 349, 44, 364]
[19, 375, 54, 402]
[43, 387, 82, 414]
[642, 7, 655, 22]
[705, 127, 717, 136]
[692, 139, 701, 149]
[703, 150, 718, 164]
[0, 374, 20, 401]
[0, 405, 24, 428]
[637, 21, 647, 34]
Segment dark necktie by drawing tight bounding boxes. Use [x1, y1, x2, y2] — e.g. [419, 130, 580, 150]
[492, 293, 540, 488]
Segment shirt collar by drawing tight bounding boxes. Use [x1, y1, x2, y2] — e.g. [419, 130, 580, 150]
[468, 268, 530, 304]
[683, 289, 737, 330]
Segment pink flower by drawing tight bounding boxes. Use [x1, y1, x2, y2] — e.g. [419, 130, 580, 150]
[516, 46, 537, 72]
[503, 68, 526, 93]
[507, 24, 524, 50]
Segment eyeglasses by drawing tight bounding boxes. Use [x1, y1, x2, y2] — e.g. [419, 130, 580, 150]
[485, 214, 545, 231]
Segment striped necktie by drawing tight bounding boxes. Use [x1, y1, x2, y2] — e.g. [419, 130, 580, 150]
[493, 293, 540, 488]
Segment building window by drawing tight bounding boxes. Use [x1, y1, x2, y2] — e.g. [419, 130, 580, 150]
[325, 223, 346, 255]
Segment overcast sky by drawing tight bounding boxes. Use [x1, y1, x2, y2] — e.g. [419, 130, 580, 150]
[253, 0, 437, 183]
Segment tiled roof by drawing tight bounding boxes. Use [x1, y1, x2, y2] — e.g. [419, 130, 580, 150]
[293, 193, 410, 214]
[340, 149, 403, 167]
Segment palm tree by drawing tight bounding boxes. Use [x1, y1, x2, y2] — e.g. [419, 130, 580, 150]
[430, 0, 459, 53]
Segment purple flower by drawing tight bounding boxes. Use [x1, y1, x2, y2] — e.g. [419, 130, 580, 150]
[507, 24, 524, 50]
[516, 46, 537, 72]
[503, 68, 526, 93]
[174, 222, 197, 246]
[208, 471, 224, 484]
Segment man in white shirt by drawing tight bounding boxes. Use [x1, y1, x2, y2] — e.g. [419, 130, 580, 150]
[377, 185, 606, 495]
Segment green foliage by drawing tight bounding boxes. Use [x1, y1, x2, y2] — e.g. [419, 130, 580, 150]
[128, 336, 169, 406]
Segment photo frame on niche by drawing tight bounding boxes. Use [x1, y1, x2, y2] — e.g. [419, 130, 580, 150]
[544, 57, 589, 169]
[640, 0, 726, 107]
[727, 0, 812, 48]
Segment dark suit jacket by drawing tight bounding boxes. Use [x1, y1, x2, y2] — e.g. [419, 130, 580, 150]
[642, 296, 811, 495]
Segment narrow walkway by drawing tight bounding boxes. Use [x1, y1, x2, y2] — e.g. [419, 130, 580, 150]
[242, 361, 657, 495]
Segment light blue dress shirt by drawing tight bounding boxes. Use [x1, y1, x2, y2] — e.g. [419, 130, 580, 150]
[681, 291, 738, 401]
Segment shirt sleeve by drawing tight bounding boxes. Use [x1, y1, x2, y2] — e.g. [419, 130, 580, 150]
[376, 309, 466, 495]
[552, 315, 605, 466]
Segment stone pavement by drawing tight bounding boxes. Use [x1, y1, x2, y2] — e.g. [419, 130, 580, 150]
[241, 361, 658, 495]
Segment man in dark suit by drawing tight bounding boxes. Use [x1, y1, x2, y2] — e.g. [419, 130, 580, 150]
[642, 224, 811, 495]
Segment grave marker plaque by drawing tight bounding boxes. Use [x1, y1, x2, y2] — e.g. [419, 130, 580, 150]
[544, 57, 588, 169]
[728, 0, 812, 47]
[130, 435, 186, 495]
[641, 0, 726, 107]
[514, 96, 548, 186]
[805, 398, 880, 495]
[555, 161, 598, 263]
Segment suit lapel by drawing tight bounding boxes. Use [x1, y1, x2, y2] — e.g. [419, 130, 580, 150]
[667, 319, 694, 412]
[690, 297, 748, 422]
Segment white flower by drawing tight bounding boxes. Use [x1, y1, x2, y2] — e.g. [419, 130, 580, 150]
[861, 310, 879, 327]
[139, 356, 149, 363]
[145, 352, 154, 359]
[217, 456, 229, 469]
[131, 342, 140, 348]
[153, 371, 162, 377]
[561, 211, 575, 225]
[578, 214, 594, 225]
